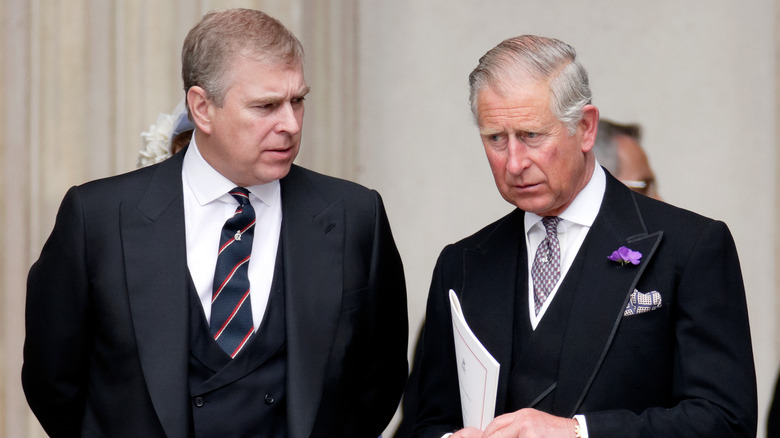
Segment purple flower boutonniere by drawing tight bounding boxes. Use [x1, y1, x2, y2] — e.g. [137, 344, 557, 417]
[608, 246, 642, 266]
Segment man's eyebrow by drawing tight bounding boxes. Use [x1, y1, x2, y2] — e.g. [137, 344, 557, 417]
[249, 96, 283, 106]
[479, 127, 503, 136]
[248, 87, 310, 106]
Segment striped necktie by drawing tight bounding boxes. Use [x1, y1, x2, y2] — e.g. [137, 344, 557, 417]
[210, 187, 255, 358]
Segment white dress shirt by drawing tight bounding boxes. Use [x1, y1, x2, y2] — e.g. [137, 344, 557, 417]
[182, 137, 283, 331]
[524, 164, 606, 329]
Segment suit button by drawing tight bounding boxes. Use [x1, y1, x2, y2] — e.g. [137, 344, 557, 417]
[194, 397, 205, 407]
[264, 394, 275, 405]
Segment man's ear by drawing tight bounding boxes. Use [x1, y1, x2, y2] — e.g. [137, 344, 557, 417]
[578, 104, 600, 153]
[187, 86, 213, 135]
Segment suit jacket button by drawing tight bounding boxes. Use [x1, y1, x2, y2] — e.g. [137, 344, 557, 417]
[264, 394, 275, 405]
[194, 397, 205, 407]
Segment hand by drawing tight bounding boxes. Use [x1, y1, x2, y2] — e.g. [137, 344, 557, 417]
[450, 426, 484, 438]
[481, 408, 578, 438]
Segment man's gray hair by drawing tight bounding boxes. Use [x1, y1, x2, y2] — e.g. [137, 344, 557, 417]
[182, 8, 304, 108]
[468, 35, 591, 134]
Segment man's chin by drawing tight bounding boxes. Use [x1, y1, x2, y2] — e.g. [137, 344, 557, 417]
[507, 197, 556, 216]
[261, 162, 294, 183]
[229, 163, 292, 187]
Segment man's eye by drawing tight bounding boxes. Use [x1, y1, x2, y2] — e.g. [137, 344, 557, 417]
[521, 132, 544, 146]
[489, 134, 501, 142]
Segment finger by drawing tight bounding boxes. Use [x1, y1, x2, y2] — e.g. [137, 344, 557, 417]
[453, 426, 483, 438]
[482, 412, 516, 436]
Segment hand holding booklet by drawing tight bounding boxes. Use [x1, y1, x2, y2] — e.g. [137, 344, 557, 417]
[449, 289, 500, 430]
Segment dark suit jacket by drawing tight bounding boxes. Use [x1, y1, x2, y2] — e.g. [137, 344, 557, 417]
[408, 172, 756, 437]
[22, 149, 408, 438]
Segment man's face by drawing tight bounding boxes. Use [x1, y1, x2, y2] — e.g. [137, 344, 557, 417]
[614, 134, 660, 199]
[196, 54, 309, 187]
[476, 80, 597, 216]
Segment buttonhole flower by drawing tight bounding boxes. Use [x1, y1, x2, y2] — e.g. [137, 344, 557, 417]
[608, 246, 642, 266]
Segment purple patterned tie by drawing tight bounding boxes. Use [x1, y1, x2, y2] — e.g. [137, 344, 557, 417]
[532, 216, 562, 315]
[211, 187, 255, 358]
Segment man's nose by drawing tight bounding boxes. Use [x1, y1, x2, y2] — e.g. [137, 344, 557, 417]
[506, 137, 530, 174]
[276, 103, 301, 135]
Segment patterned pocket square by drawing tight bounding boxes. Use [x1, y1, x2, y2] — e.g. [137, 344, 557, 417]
[624, 289, 662, 316]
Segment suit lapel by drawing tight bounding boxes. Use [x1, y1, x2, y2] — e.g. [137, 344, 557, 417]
[460, 209, 525, 413]
[280, 166, 345, 438]
[121, 151, 191, 438]
[554, 175, 663, 416]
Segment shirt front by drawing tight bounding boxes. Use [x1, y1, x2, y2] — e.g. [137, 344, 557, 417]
[182, 137, 283, 331]
[524, 164, 606, 330]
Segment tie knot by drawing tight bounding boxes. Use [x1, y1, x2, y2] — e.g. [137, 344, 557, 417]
[229, 187, 251, 206]
[542, 216, 561, 236]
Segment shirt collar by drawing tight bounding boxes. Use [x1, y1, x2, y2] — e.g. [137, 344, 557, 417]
[524, 162, 606, 233]
[182, 135, 281, 207]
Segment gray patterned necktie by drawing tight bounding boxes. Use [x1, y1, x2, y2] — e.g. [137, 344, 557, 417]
[532, 216, 562, 315]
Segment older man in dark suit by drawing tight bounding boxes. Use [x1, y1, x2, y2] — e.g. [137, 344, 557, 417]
[23, 9, 407, 438]
[405, 35, 756, 438]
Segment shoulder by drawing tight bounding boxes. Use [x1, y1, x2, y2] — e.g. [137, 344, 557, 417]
[634, 194, 727, 237]
[441, 208, 524, 257]
[604, 175, 726, 239]
[282, 165, 383, 209]
[54, 168, 155, 219]
[609, 187, 738, 268]
[70, 151, 183, 204]
[76, 166, 155, 198]
[285, 165, 375, 194]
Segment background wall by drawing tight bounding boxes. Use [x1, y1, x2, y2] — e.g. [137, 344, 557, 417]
[1, 0, 776, 437]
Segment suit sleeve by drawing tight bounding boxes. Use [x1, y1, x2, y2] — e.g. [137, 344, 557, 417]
[22, 186, 90, 437]
[585, 220, 757, 437]
[353, 191, 409, 433]
[407, 245, 465, 437]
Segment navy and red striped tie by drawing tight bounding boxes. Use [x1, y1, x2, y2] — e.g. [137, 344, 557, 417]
[210, 187, 255, 358]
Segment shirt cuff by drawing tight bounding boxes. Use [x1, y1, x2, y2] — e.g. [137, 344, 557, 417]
[574, 414, 589, 438]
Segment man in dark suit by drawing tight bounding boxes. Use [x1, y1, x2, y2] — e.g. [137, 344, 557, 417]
[405, 35, 756, 438]
[22, 9, 407, 438]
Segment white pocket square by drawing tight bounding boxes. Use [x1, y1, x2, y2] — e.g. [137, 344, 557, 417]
[624, 289, 662, 316]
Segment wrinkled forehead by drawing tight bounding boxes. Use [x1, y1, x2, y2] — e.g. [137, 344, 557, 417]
[473, 60, 550, 109]
[216, 52, 306, 100]
[476, 73, 552, 117]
